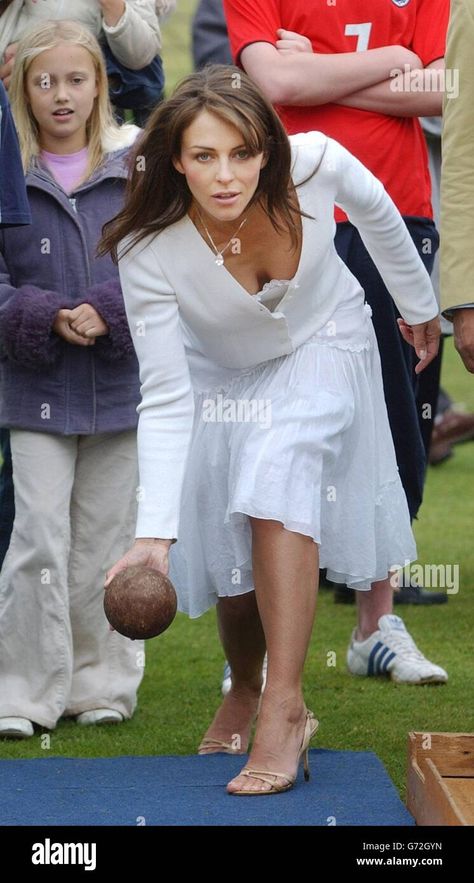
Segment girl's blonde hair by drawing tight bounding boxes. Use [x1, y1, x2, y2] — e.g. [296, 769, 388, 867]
[9, 20, 125, 178]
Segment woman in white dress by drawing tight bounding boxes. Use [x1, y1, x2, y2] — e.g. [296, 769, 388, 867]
[101, 66, 441, 796]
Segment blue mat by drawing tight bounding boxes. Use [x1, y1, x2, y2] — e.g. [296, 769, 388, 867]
[1, 750, 414, 826]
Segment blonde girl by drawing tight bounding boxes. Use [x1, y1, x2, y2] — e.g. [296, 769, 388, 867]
[0, 21, 143, 738]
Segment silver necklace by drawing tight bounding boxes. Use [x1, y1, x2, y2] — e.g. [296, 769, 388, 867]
[196, 208, 247, 266]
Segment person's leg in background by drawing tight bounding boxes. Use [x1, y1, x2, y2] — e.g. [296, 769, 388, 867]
[334, 221, 447, 607]
[65, 430, 144, 724]
[0, 430, 77, 736]
[0, 429, 15, 569]
[406, 218, 443, 463]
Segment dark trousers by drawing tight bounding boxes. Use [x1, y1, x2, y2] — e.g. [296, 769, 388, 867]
[0, 428, 14, 568]
[335, 217, 441, 520]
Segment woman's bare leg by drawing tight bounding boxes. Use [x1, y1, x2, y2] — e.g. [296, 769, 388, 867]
[198, 592, 266, 753]
[226, 518, 319, 793]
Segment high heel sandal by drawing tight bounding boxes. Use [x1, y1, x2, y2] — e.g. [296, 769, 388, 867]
[228, 710, 319, 795]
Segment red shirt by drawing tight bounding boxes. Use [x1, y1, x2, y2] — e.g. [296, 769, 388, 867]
[223, 0, 449, 221]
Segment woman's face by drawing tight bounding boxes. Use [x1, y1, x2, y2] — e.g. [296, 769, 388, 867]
[173, 110, 267, 223]
[25, 42, 98, 154]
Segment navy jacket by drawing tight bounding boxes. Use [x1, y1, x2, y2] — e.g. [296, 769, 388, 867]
[0, 147, 140, 435]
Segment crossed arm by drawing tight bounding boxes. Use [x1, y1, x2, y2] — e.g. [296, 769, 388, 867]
[241, 31, 444, 116]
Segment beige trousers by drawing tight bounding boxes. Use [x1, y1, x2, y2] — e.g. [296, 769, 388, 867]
[0, 429, 144, 729]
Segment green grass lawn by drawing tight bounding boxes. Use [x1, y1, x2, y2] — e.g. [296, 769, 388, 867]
[1, 1, 473, 805]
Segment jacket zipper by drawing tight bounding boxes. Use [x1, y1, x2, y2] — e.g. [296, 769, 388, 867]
[29, 180, 95, 433]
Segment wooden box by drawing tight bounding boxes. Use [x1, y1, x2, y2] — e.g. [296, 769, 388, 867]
[407, 732, 474, 826]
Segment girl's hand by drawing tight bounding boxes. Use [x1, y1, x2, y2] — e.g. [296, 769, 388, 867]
[53, 309, 95, 346]
[104, 539, 172, 588]
[68, 303, 109, 338]
[397, 316, 441, 374]
[276, 29, 313, 55]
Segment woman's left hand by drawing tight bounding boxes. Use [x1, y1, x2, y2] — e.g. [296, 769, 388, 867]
[276, 29, 313, 55]
[397, 316, 441, 374]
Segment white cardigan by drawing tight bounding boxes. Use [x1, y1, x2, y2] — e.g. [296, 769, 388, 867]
[118, 132, 438, 540]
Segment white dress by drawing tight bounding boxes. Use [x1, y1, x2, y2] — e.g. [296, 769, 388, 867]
[118, 133, 437, 619]
[169, 279, 416, 618]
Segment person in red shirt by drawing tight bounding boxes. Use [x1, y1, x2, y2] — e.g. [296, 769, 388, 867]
[223, 0, 449, 674]
[224, 0, 447, 224]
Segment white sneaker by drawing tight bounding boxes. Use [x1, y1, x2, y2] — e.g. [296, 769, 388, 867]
[0, 717, 34, 738]
[221, 653, 268, 696]
[347, 615, 448, 685]
[76, 709, 123, 725]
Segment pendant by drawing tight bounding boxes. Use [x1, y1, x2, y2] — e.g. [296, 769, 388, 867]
[215, 253, 224, 266]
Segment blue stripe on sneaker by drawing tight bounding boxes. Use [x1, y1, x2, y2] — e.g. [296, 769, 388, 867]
[375, 645, 390, 674]
[381, 651, 396, 673]
[368, 641, 384, 676]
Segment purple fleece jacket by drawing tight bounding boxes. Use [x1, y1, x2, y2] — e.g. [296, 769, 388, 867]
[0, 148, 140, 434]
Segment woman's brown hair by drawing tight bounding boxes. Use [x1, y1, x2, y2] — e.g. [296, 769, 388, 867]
[100, 64, 309, 261]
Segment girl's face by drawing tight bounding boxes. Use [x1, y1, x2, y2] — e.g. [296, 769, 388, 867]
[26, 42, 98, 154]
[173, 110, 267, 224]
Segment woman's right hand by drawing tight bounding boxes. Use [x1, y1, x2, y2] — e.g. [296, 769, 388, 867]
[104, 538, 172, 587]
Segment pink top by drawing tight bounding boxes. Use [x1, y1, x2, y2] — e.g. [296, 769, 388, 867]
[40, 147, 89, 194]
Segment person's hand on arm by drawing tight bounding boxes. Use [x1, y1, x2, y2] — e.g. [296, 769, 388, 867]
[0, 44, 18, 90]
[99, 0, 162, 65]
[241, 39, 422, 106]
[271, 29, 442, 116]
[98, 0, 126, 28]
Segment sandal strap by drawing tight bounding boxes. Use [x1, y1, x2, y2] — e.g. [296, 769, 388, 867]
[240, 767, 294, 788]
[199, 738, 241, 752]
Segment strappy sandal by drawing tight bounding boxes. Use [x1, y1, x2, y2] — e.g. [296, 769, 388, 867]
[229, 711, 319, 795]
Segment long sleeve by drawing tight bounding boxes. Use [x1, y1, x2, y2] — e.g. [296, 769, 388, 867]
[325, 136, 438, 325]
[102, 0, 162, 66]
[118, 235, 195, 540]
[440, 0, 474, 312]
[0, 244, 62, 367]
[80, 278, 135, 363]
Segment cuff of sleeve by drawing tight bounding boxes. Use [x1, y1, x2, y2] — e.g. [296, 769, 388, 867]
[442, 304, 474, 321]
[102, 2, 129, 35]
